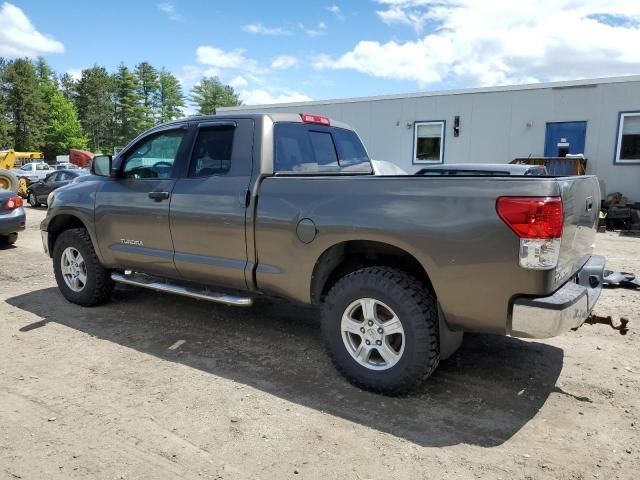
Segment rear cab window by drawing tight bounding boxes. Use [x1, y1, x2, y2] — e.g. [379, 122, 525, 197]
[274, 123, 371, 174]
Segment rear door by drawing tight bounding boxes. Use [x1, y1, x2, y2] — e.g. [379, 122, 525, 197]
[94, 125, 190, 276]
[169, 119, 254, 289]
[36, 172, 60, 202]
[544, 121, 587, 169]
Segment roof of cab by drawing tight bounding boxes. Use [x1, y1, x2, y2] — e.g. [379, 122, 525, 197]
[157, 112, 354, 131]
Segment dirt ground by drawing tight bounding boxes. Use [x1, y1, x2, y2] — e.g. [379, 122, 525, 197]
[1, 207, 639, 480]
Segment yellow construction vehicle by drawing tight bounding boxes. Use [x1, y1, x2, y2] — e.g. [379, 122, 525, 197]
[0, 150, 45, 195]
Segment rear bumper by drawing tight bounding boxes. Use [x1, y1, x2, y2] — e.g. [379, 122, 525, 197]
[510, 255, 605, 338]
[0, 208, 26, 235]
[41, 229, 50, 256]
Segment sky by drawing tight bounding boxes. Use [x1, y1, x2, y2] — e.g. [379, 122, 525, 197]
[1, 0, 639, 106]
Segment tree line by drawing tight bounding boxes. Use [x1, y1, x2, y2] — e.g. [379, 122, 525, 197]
[0, 57, 242, 159]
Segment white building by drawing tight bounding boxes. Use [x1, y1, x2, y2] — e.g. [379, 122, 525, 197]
[220, 75, 640, 199]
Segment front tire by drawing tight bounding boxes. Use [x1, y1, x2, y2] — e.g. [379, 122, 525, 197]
[321, 267, 440, 395]
[0, 232, 18, 245]
[53, 228, 113, 306]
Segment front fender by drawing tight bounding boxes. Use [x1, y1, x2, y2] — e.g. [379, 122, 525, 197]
[40, 176, 104, 262]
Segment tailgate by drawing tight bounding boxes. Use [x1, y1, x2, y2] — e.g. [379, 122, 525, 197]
[553, 175, 601, 289]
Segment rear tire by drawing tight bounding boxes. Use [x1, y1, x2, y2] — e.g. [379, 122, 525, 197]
[321, 267, 440, 395]
[28, 191, 40, 207]
[53, 228, 113, 306]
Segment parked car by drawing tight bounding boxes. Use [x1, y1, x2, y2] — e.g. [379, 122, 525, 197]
[41, 113, 604, 394]
[0, 189, 25, 245]
[15, 161, 52, 184]
[415, 163, 548, 176]
[27, 169, 88, 207]
[52, 162, 80, 171]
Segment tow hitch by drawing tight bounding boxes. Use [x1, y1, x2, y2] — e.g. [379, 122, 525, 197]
[578, 314, 629, 335]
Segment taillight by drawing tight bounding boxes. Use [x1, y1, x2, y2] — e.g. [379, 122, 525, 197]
[3, 196, 23, 210]
[300, 113, 331, 126]
[496, 196, 563, 270]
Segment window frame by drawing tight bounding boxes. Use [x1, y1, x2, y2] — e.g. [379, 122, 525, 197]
[413, 120, 445, 165]
[614, 111, 640, 165]
[119, 127, 187, 180]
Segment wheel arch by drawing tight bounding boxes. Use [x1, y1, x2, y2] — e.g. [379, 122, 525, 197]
[46, 214, 100, 261]
[310, 240, 435, 305]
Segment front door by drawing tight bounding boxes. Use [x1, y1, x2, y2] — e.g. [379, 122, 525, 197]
[169, 120, 254, 289]
[544, 121, 587, 158]
[94, 126, 190, 277]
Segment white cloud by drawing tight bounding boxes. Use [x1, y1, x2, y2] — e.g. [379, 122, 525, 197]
[243, 23, 290, 35]
[0, 2, 64, 57]
[66, 68, 82, 81]
[328, 4, 345, 21]
[196, 46, 257, 71]
[316, 0, 640, 87]
[229, 75, 249, 89]
[271, 55, 298, 70]
[157, 2, 182, 22]
[299, 21, 327, 37]
[376, 5, 430, 33]
[238, 88, 312, 105]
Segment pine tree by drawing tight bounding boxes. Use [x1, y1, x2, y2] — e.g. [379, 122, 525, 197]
[35, 56, 54, 84]
[59, 73, 78, 103]
[113, 64, 145, 147]
[2, 58, 46, 151]
[158, 69, 184, 122]
[0, 58, 13, 147]
[76, 66, 116, 152]
[190, 77, 241, 115]
[135, 62, 159, 129]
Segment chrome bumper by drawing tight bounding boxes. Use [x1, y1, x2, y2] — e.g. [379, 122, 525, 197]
[41, 230, 50, 256]
[510, 255, 605, 339]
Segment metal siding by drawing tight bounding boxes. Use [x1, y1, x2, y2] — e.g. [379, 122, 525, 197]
[224, 79, 640, 197]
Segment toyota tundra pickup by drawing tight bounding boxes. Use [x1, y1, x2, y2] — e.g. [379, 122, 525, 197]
[40, 113, 605, 394]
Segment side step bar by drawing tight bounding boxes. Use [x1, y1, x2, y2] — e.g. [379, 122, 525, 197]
[110, 272, 253, 307]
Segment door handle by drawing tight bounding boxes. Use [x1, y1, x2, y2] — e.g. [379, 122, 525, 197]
[586, 196, 593, 212]
[148, 191, 170, 201]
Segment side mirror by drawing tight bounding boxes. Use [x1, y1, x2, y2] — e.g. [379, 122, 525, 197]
[91, 155, 113, 177]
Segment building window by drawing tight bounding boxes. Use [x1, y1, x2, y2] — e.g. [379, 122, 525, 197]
[615, 112, 640, 164]
[414, 121, 444, 163]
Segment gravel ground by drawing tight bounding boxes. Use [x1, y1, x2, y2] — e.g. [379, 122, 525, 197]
[1, 207, 638, 480]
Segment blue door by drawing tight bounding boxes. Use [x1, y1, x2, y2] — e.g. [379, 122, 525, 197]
[544, 121, 587, 157]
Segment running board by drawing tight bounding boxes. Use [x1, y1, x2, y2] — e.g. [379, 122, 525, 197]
[110, 272, 253, 307]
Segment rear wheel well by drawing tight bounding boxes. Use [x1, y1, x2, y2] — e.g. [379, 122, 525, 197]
[47, 215, 89, 254]
[311, 240, 434, 304]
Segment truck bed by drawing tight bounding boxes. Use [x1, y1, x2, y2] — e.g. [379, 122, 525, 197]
[253, 174, 600, 334]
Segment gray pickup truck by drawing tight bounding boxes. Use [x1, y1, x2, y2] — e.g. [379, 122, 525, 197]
[41, 113, 605, 394]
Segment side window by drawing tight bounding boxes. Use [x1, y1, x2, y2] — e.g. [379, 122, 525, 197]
[275, 123, 340, 172]
[332, 128, 371, 172]
[414, 121, 444, 164]
[21, 163, 32, 171]
[122, 129, 185, 179]
[189, 126, 235, 177]
[615, 112, 640, 164]
[45, 173, 59, 183]
[57, 172, 71, 181]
